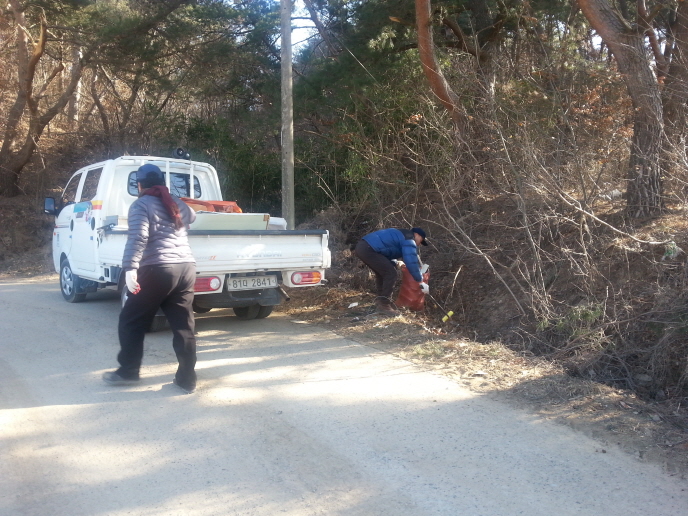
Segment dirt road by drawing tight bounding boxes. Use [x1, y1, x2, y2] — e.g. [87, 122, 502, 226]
[1, 275, 686, 516]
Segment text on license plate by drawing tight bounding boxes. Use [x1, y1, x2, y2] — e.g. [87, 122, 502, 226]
[227, 276, 278, 290]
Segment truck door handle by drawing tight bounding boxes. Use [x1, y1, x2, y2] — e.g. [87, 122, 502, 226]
[70, 220, 74, 231]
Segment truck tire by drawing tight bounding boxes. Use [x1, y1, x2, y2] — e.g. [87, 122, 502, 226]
[120, 287, 169, 332]
[60, 259, 87, 303]
[192, 300, 212, 314]
[233, 305, 261, 320]
[255, 305, 273, 319]
[148, 314, 169, 332]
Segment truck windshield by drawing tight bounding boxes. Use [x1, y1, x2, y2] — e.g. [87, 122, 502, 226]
[128, 172, 201, 198]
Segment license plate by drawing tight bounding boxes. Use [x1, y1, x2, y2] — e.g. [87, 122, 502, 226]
[227, 275, 278, 291]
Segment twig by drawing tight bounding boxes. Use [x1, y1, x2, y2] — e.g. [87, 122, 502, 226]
[556, 190, 673, 246]
[428, 216, 527, 316]
[448, 265, 463, 301]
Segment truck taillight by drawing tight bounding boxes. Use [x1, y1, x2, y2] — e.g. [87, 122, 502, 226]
[195, 276, 222, 292]
[291, 271, 321, 285]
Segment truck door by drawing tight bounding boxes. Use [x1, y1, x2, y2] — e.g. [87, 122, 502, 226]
[54, 172, 82, 259]
[71, 167, 103, 272]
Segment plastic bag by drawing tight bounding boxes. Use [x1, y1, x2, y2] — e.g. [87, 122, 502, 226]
[395, 263, 430, 311]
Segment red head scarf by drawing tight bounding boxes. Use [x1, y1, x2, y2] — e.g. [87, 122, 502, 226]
[140, 185, 184, 230]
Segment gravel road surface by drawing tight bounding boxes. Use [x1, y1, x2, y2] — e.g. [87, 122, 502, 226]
[1, 276, 686, 515]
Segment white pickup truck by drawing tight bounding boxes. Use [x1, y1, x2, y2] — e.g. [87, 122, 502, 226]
[44, 155, 331, 327]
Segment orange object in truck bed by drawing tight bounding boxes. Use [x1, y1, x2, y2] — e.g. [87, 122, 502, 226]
[181, 198, 215, 212]
[181, 198, 242, 213]
[209, 201, 242, 213]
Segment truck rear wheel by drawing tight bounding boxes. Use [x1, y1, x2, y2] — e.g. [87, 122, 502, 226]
[192, 300, 212, 313]
[60, 259, 87, 303]
[233, 305, 273, 320]
[148, 314, 169, 332]
[256, 305, 273, 319]
[233, 305, 260, 320]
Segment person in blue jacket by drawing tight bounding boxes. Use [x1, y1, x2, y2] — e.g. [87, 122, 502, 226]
[355, 227, 429, 315]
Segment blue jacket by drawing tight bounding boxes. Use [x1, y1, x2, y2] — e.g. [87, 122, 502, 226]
[362, 228, 423, 281]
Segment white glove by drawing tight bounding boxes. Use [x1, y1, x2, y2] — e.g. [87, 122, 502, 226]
[419, 282, 429, 294]
[126, 270, 141, 295]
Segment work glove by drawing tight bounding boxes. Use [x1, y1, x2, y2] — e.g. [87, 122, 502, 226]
[419, 282, 429, 295]
[126, 270, 141, 295]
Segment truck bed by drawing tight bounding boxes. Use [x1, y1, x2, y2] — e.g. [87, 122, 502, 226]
[98, 228, 330, 275]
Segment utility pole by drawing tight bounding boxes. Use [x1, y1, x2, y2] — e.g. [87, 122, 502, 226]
[280, 0, 295, 229]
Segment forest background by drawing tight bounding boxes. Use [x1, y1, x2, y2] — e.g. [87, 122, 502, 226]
[2, 0, 688, 416]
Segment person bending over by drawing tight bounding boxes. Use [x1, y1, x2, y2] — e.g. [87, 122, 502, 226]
[355, 227, 429, 315]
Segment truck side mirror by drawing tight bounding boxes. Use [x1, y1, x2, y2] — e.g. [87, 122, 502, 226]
[44, 197, 57, 215]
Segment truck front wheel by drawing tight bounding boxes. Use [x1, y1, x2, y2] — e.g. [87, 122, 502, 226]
[60, 259, 87, 303]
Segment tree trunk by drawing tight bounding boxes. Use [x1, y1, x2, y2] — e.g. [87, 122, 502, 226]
[578, 0, 664, 216]
[90, 71, 112, 152]
[0, 0, 43, 196]
[415, 0, 465, 130]
[303, 0, 338, 57]
[67, 46, 83, 128]
[5, 59, 83, 192]
[662, 1, 688, 175]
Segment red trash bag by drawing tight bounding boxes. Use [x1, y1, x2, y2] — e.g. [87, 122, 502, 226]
[395, 264, 430, 311]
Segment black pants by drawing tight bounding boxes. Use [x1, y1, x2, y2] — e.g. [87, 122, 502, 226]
[355, 239, 397, 300]
[117, 262, 197, 388]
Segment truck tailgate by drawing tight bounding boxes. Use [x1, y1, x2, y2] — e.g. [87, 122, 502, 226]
[188, 230, 330, 274]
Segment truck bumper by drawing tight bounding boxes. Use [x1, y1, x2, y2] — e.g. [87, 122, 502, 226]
[193, 287, 281, 309]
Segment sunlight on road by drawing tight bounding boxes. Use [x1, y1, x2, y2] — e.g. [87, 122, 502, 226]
[3, 278, 688, 516]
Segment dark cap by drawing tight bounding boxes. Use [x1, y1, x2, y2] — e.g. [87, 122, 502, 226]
[136, 163, 164, 183]
[412, 227, 428, 246]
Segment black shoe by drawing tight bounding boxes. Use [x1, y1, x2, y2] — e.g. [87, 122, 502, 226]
[102, 371, 140, 386]
[173, 377, 196, 394]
